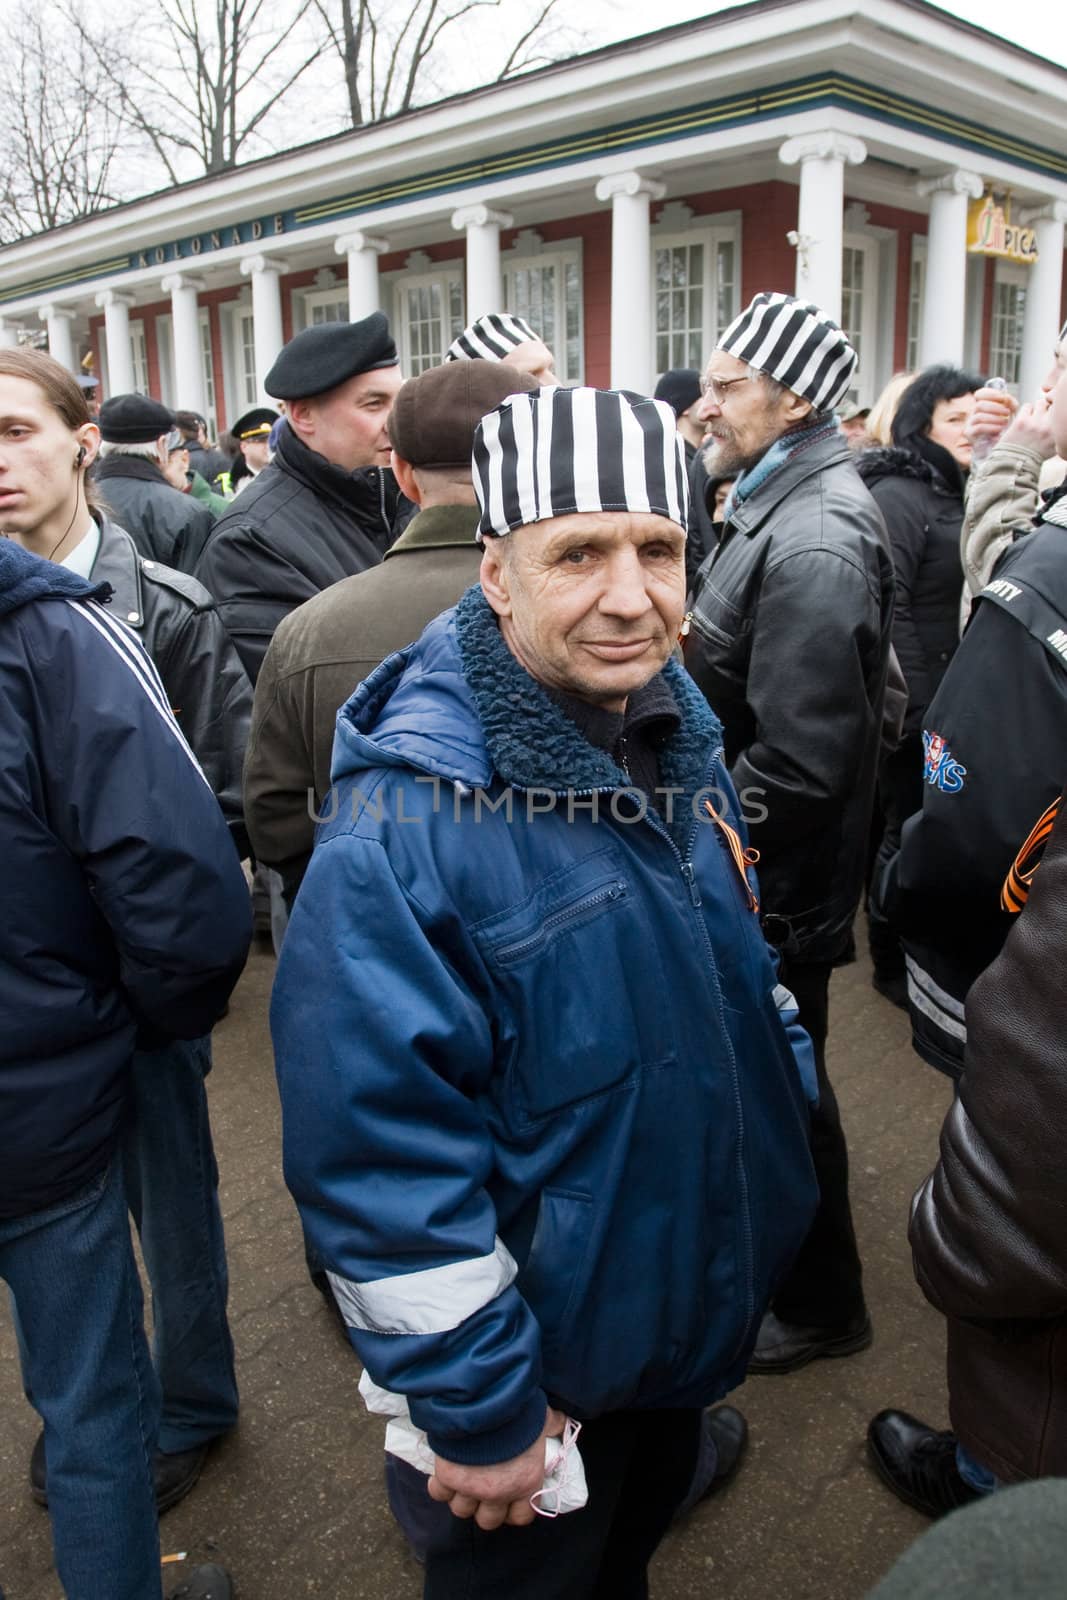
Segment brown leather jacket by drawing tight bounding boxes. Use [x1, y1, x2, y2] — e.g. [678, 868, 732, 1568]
[909, 789, 1067, 1483]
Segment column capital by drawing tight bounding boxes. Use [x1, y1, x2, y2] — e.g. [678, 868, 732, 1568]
[334, 231, 390, 257]
[239, 253, 285, 277]
[450, 204, 513, 232]
[779, 132, 867, 167]
[161, 272, 206, 294]
[1020, 200, 1067, 227]
[594, 171, 666, 203]
[917, 168, 984, 201]
[38, 303, 78, 323]
[95, 289, 135, 310]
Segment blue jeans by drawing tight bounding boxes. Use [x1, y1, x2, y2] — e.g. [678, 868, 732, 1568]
[122, 1035, 238, 1453]
[2, 1159, 163, 1600]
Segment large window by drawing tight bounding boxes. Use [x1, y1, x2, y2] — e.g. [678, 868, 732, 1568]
[840, 235, 880, 407]
[504, 246, 583, 383]
[395, 268, 464, 375]
[989, 265, 1026, 390]
[199, 312, 218, 439]
[238, 310, 257, 406]
[302, 287, 350, 327]
[129, 321, 149, 394]
[652, 221, 740, 378]
[905, 238, 927, 372]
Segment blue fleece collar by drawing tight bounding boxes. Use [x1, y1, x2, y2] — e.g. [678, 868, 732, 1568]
[0, 539, 110, 618]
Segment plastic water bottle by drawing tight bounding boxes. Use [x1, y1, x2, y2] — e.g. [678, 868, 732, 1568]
[970, 375, 1008, 467]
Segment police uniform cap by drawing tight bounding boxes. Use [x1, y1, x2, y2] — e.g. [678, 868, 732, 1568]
[99, 393, 176, 443]
[231, 406, 278, 441]
[264, 312, 398, 401]
[388, 362, 538, 469]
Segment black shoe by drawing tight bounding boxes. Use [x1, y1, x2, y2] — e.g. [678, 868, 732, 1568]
[872, 971, 909, 1010]
[167, 1564, 233, 1600]
[867, 1409, 981, 1519]
[675, 1405, 749, 1517]
[747, 1310, 872, 1374]
[30, 1431, 212, 1515]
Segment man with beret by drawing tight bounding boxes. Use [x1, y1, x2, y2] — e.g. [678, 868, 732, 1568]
[272, 384, 819, 1596]
[685, 291, 894, 1374]
[95, 394, 215, 573]
[244, 359, 537, 909]
[195, 312, 409, 686]
[227, 405, 277, 496]
[446, 311, 558, 386]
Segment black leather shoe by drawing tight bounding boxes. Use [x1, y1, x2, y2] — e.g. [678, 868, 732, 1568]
[867, 1409, 981, 1519]
[30, 1430, 211, 1514]
[675, 1405, 749, 1517]
[747, 1309, 872, 1374]
[166, 1563, 233, 1600]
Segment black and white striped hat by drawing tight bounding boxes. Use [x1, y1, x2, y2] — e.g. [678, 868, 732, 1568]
[446, 313, 540, 363]
[472, 387, 689, 541]
[717, 292, 858, 414]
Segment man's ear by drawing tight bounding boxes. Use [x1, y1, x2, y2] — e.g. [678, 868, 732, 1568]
[479, 538, 513, 618]
[781, 388, 814, 427]
[390, 451, 421, 506]
[286, 397, 315, 442]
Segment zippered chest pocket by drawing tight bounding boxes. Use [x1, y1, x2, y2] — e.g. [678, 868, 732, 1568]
[471, 851, 676, 1125]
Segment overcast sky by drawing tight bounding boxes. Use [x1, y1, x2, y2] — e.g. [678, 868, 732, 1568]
[584, 0, 1063, 69]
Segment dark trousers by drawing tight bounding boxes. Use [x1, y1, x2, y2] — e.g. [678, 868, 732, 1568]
[770, 959, 866, 1327]
[400, 1408, 701, 1600]
[868, 734, 924, 978]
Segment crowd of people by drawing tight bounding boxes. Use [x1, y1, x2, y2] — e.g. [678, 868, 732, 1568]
[2, 284, 1066, 1600]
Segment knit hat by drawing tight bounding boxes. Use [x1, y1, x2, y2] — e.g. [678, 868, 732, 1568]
[446, 313, 540, 363]
[717, 292, 858, 414]
[472, 387, 689, 541]
[653, 369, 702, 417]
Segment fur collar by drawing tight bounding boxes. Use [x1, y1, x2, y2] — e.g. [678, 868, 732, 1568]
[453, 585, 722, 851]
[856, 445, 954, 493]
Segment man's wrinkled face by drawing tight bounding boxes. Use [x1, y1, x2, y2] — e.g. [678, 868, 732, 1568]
[290, 365, 404, 472]
[480, 511, 686, 710]
[502, 340, 558, 388]
[696, 352, 793, 478]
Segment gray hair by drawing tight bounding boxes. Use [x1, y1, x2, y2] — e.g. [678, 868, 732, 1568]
[98, 439, 163, 462]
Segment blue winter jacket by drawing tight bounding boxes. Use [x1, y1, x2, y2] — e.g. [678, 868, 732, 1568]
[0, 541, 252, 1220]
[272, 585, 818, 1467]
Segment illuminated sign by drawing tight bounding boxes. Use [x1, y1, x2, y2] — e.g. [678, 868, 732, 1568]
[967, 193, 1038, 265]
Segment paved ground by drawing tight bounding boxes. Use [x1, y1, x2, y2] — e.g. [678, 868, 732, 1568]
[1, 939, 954, 1599]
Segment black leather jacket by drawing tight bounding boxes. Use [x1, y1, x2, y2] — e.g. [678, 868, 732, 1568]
[194, 422, 411, 685]
[94, 455, 215, 573]
[684, 430, 894, 964]
[90, 516, 251, 858]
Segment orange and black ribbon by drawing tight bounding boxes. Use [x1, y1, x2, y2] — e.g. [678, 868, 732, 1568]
[1001, 797, 1061, 913]
[706, 800, 760, 913]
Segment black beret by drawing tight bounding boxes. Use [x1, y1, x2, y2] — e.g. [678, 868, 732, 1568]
[230, 406, 279, 441]
[653, 368, 702, 418]
[99, 393, 176, 443]
[264, 311, 398, 401]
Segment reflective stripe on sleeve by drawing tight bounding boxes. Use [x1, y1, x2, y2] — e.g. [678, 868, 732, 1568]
[327, 1237, 518, 1336]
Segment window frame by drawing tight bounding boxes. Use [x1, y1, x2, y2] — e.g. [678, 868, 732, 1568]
[840, 232, 881, 410]
[391, 265, 465, 377]
[988, 261, 1028, 394]
[503, 240, 585, 385]
[650, 212, 742, 382]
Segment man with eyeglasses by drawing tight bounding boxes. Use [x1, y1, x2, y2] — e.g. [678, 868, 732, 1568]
[683, 292, 894, 1377]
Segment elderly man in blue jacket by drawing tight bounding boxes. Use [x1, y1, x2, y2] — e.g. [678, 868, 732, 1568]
[272, 386, 818, 1597]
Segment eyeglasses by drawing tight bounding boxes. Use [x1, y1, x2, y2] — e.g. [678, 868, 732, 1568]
[699, 374, 756, 405]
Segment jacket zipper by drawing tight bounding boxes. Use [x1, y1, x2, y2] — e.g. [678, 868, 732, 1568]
[494, 882, 626, 963]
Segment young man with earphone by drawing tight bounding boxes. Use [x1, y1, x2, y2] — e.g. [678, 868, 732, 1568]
[0, 348, 253, 1533]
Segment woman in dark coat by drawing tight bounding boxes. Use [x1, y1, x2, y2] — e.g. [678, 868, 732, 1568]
[859, 364, 984, 1001]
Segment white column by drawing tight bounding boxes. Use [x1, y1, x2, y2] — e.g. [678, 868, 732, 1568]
[239, 254, 285, 406]
[451, 204, 514, 321]
[0, 320, 20, 349]
[595, 171, 666, 394]
[95, 290, 136, 394]
[779, 133, 867, 323]
[335, 232, 389, 322]
[916, 169, 984, 367]
[1019, 203, 1067, 399]
[38, 304, 78, 372]
[161, 272, 206, 414]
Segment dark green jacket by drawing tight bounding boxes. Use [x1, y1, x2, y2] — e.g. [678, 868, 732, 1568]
[243, 502, 481, 900]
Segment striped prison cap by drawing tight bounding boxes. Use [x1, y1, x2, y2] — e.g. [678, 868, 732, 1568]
[447, 312, 540, 363]
[717, 292, 858, 414]
[473, 386, 689, 541]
